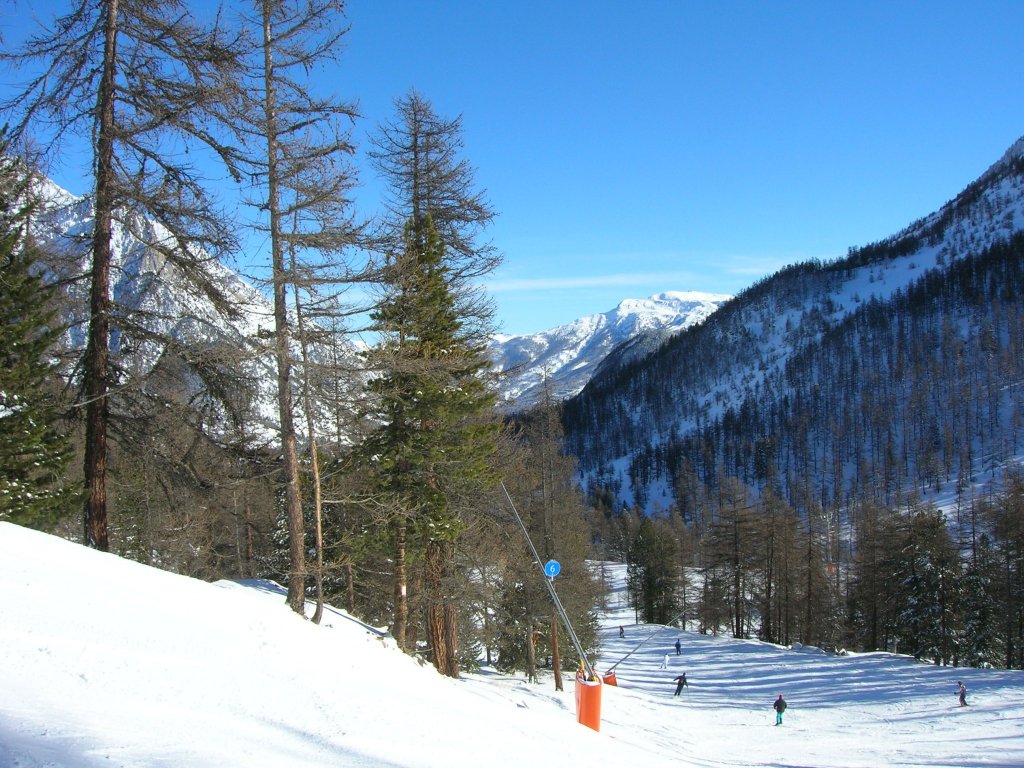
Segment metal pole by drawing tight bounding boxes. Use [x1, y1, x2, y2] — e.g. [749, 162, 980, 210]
[500, 481, 596, 680]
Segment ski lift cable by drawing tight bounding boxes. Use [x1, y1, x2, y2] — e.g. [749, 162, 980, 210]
[605, 610, 687, 674]
[500, 481, 596, 680]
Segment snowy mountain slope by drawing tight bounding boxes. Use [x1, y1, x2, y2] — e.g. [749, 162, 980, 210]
[32, 177, 272, 343]
[2, 523, 1022, 768]
[565, 134, 1024, 512]
[28, 175, 713, 430]
[28, 178, 360, 440]
[487, 291, 729, 408]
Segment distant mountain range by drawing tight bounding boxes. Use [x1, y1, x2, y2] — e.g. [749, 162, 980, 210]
[28, 177, 327, 441]
[486, 291, 730, 408]
[29, 175, 710, 435]
[29, 172, 732, 416]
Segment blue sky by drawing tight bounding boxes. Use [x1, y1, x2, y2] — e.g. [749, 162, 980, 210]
[340, 0, 1024, 335]
[5, 1, 1024, 336]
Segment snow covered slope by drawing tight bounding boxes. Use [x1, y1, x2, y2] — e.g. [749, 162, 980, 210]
[2, 523, 1022, 768]
[487, 291, 729, 408]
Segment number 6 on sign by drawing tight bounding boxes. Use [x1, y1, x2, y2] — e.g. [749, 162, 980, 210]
[544, 560, 561, 578]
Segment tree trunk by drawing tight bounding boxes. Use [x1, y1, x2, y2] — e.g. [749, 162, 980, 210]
[291, 262, 325, 624]
[407, 566, 423, 652]
[526, 619, 537, 684]
[804, 530, 814, 645]
[309, 431, 324, 625]
[426, 540, 447, 673]
[345, 559, 355, 615]
[245, 501, 256, 578]
[443, 598, 458, 678]
[551, 612, 563, 691]
[261, 0, 305, 616]
[426, 537, 459, 678]
[83, 0, 120, 552]
[393, 521, 408, 649]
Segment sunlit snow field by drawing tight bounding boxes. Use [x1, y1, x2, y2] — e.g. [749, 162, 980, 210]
[1, 522, 1022, 767]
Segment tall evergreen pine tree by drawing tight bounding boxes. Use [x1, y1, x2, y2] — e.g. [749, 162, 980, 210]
[363, 215, 498, 677]
[627, 517, 680, 625]
[0, 154, 75, 528]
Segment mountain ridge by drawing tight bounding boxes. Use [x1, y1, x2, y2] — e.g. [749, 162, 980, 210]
[487, 290, 730, 408]
[27, 177, 333, 440]
[563, 134, 1024, 515]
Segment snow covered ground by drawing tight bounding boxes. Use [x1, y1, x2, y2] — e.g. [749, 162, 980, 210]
[2, 521, 1022, 767]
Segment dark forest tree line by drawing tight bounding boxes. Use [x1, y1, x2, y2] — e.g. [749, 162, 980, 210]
[601, 468, 1024, 669]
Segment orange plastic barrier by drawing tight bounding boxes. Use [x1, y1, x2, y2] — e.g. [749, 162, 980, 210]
[602, 672, 618, 686]
[574, 671, 602, 731]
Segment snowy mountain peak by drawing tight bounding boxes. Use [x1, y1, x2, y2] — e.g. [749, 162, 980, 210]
[612, 291, 731, 322]
[26, 176, 358, 440]
[488, 291, 730, 408]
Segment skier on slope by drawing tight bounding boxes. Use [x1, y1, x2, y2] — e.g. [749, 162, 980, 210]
[958, 681, 968, 707]
[773, 693, 787, 725]
[673, 673, 688, 696]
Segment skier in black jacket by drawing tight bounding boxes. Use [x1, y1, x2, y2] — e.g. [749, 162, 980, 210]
[773, 694, 787, 725]
[673, 673, 688, 696]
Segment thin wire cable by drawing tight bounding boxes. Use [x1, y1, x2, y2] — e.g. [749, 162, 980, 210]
[500, 481, 596, 680]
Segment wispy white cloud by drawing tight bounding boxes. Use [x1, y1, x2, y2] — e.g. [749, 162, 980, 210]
[486, 271, 700, 293]
[485, 248, 819, 299]
[720, 252, 826, 277]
